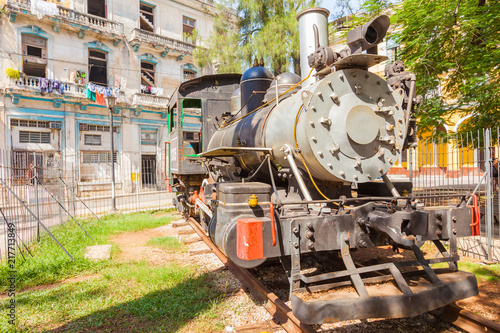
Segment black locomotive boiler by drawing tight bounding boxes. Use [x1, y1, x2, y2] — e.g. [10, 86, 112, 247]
[169, 7, 479, 325]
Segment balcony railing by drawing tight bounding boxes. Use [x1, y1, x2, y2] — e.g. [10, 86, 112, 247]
[9, 77, 86, 96]
[5, 0, 124, 35]
[132, 93, 170, 108]
[130, 29, 195, 55]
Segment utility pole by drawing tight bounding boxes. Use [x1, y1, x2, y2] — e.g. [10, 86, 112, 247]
[105, 96, 117, 211]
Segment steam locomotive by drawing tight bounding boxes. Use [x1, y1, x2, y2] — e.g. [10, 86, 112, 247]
[167, 7, 478, 325]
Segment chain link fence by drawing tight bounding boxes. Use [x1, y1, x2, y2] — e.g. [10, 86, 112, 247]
[407, 128, 500, 262]
[0, 149, 173, 260]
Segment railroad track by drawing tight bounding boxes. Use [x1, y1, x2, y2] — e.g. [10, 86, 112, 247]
[185, 216, 315, 333]
[184, 216, 500, 333]
[437, 304, 500, 333]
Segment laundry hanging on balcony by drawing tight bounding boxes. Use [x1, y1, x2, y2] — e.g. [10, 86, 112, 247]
[84, 83, 118, 103]
[31, 0, 59, 19]
[38, 78, 65, 94]
[140, 85, 163, 96]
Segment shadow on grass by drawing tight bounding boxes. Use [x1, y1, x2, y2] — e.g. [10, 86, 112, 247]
[473, 267, 500, 280]
[43, 271, 225, 333]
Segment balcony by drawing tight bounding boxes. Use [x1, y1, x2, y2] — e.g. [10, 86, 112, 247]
[130, 29, 195, 56]
[5, 0, 124, 37]
[7, 77, 85, 96]
[132, 93, 170, 108]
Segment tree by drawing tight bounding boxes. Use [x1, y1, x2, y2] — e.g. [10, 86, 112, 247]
[194, 0, 319, 75]
[393, 0, 500, 137]
[329, 0, 390, 39]
[193, 4, 242, 74]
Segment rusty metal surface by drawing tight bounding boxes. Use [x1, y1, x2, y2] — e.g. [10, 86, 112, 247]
[291, 270, 477, 325]
[437, 304, 500, 333]
[186, 217, 316, 333]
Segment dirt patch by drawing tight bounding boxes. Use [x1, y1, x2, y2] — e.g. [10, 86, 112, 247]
[152, 211, 180, 219]
[110, 224, 192, 266]
[457, 280, 500, 322]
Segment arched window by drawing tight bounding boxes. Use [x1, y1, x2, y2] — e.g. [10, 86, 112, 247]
[183, 69, 196, 81]
[182, 63, 197, 81]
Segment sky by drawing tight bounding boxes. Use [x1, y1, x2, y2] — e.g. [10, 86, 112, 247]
[319, 0, 363, 21]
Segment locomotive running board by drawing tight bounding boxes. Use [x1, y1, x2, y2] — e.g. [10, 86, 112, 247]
[288, 237, 479, 325]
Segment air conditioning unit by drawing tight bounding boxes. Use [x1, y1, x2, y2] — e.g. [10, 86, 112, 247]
[50, 122, 61, 129]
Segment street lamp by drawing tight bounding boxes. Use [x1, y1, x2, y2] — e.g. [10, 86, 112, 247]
[105, 95, 117, 211]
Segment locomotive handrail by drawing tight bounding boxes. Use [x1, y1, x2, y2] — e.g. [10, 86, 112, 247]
[219, 68, 315, 129]
[279, 193, 470, 206]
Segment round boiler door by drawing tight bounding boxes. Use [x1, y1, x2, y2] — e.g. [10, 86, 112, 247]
[345, 105, 380, 145]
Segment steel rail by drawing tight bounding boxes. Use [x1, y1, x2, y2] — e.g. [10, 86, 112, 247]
[185, 216, 315, 333]
[437, 304, 500, 333]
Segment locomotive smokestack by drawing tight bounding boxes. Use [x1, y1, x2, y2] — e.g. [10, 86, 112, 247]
[297, 7, 330, 87]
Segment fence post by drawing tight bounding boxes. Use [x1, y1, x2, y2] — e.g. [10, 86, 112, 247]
[58, 169, 64, 225]
[485, 129, 493, 261]
[72, 163, 76, 217]
[136, 166, 140, 211]
[409, 148, 413, 183]
[34, 160, 40, 241]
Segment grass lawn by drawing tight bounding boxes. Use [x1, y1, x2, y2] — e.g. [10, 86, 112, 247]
[2, 209, 498, 332]
[0, 210, 228, 332]
[419, 242, 500, 282]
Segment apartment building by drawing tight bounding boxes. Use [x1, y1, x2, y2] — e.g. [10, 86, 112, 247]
[0, 0, 225, 192]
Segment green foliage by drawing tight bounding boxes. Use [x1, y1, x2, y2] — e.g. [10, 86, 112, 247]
[194, 0, 319, 75]
[0, 263, 225, 332]
[194, 5, 242, 74]
[5, 68, 20, 80]
[393, 0, 500, 136]
[147, 236, 186, 252]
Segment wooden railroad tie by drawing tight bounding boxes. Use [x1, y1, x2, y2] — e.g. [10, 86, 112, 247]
[188, 248, 212, 256]
[177, 229, 196, 235]
[233, 320, 282, 333]
[171, 220, 189, 228]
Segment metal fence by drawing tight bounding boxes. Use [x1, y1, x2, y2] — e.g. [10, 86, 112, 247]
[406, 128, 500, 262]
[2, 127, 500, 263]
[0, 149, 173, 260]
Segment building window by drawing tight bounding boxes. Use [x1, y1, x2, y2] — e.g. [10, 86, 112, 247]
[84, 134, 102, 146]
[19, 131, 50, 144]
[141, 61, 155, 87]
[182, 16, 196, 44]
[386, 38, 400, 63]
[183, 70, 196, 81]
[82, 151, 117, 164]
[88, 0, 106, 18]
[11, 119, 57, 128]
[140, 2, 154, 32]
[79, 123, 118, 133]
[22, 34, 47, 77]
[88, 50, 107, 85]
[387, 45, 401, 63]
